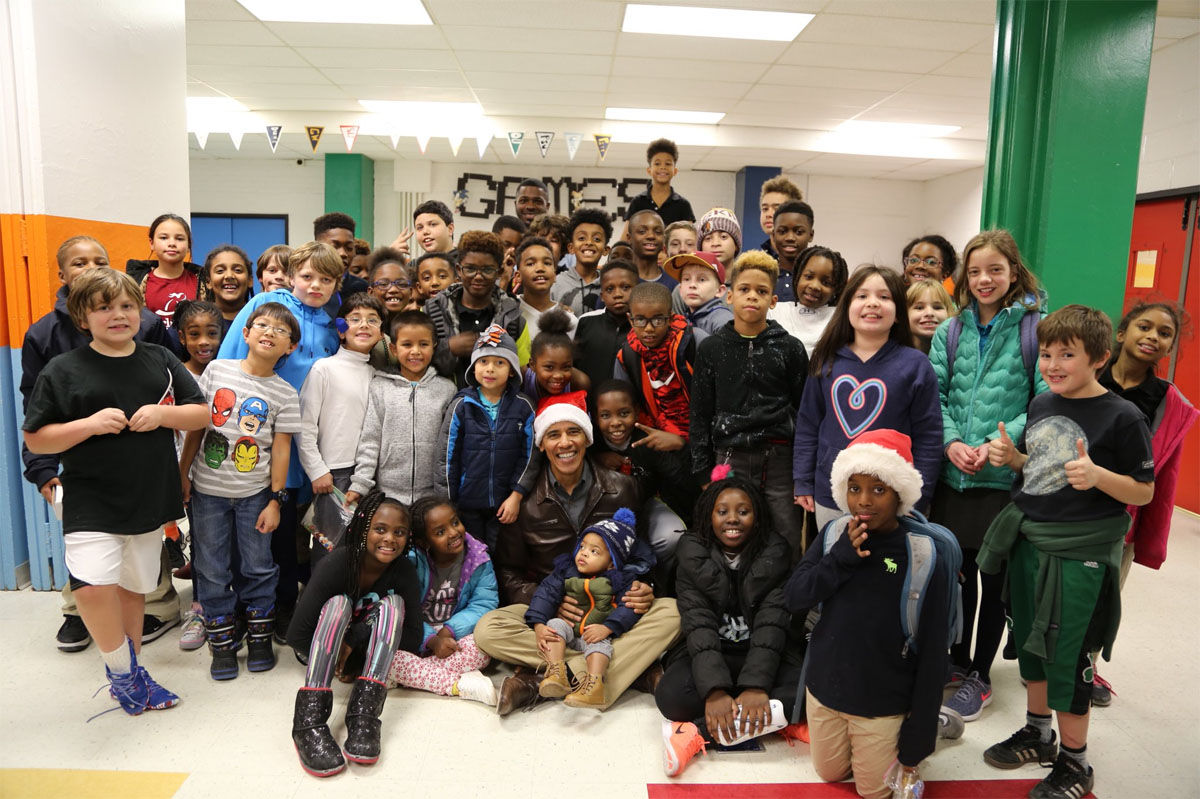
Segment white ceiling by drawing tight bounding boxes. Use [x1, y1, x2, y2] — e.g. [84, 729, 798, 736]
[185, 0, 1200, 179]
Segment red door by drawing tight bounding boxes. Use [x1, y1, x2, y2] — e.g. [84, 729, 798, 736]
[1125, 194, 1199, 513]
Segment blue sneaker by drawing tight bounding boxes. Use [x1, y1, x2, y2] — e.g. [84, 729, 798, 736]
[942, 670, 993, 722]
[104, 666, 149, 716]
[136, 666, 180, 710]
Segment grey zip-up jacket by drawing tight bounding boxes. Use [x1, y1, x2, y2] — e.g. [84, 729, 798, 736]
[349, 368, 456, 503]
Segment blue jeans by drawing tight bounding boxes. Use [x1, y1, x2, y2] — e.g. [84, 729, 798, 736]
[192, 487, 279, 619]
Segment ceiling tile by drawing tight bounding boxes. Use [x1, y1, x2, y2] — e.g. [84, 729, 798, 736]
[759, 64, 922, 92]
[186, 20, 281, 46]
[616, 32, 788, 63]
[465, 71, 607, 92]
[719, 112, 847, 131]
[873, 91, 988, 115]
[339, 86, 477, 102]
[603, 93, 731, 114]
[426, 0, 623, 30]
[455, 51, 612, 75]
[233, 98, 367, 112]
[930, 52, 993, 78]
[474, 88, 608, 107]
[319, 68, 468, 88]
[476, 103, 605, 118]
[216, 82, 350, 99]
[188, 65, 332, 84]
[303, 48, 460, 69]
[857, 107, 987, 127]
[264, 22, 449, 49]
[609, 56, 767, 82]
[777, 41, 953, 72]
[1155, 16, 1200, 37]
[798, 13, 992, 50]
[884, 158, 983, 179]
[902, 74, 990, 97]
[187, 44, 309, 67]
[744, 84, 892, 107]
[606, 75, 751, 100]
[442, 25, 616, 55]
[185, 83, 226, 97]
[185, 0, 258, 21]
[821, 0, 994, 24]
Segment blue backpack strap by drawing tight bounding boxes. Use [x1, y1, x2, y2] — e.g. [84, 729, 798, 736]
[944, 316, 964, 381]
[1019, 310, 1040, 390]
[902, 533, 935, 657]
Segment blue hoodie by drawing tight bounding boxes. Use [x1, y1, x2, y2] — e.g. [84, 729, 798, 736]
[408, 532, 499, 653]
[686, 295, 734, 336]
[793, 339, 942, 510]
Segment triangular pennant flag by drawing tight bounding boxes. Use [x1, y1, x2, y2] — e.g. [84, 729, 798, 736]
[475, 131, 492, 158]
[535, 131, 554, 158]
[194, 130, 209, 149]
[594, 134, 611, 161]
[389, 131, 401, 150]
[265, 125, 282, 153]
[507, 131, 524, 157]
[305, 125, 324, 153]
[340, 125, 359, 152]
[447, 134, 463, 156]
[565, 132, 582, 160]
[415, 133, 430, 154]
[229, 130, 244, 150]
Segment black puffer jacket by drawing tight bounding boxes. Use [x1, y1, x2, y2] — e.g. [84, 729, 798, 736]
[689, 320, 808, 480]
[674, 531, 798, 699]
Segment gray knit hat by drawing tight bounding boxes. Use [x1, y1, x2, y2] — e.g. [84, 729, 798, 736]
[697, 207, 742, 252]
[467, 323, 520, 384]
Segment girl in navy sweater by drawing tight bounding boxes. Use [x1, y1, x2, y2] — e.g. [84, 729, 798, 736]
[793, 266, 942, 531]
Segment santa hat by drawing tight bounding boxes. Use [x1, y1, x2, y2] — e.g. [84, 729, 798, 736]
[662, 250, 726, 284]
[829, 428, 923, 516]
[533, 390, 593, 446]
[578, 507, 638, 572]
[467, 323, 520, 385]
[697, 207, 742, 252]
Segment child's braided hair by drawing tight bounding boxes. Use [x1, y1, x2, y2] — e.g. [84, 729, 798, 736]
[339, 490, 410, 599]
[689, 473, 773, 562]
[408, 495, 455, 549]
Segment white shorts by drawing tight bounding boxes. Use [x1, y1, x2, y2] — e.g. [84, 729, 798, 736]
[64, 528, 163, 594]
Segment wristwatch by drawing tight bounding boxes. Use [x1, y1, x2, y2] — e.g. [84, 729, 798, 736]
[270, 489, 290, 505]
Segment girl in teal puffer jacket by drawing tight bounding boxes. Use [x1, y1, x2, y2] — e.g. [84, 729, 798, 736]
[928, 229, 1047, 729]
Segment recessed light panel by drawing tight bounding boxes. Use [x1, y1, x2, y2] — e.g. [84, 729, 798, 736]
[622, 4, 814, 42]
[605, 107, 725, 125]
[236, 0, 432, 25]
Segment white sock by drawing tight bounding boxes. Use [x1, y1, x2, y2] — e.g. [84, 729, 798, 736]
[100, 638, 133, 674]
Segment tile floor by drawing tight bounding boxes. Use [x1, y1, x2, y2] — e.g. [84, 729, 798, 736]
[2, 512, 1197, 799]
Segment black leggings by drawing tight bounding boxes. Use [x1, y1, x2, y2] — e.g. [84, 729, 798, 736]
[654, 645, 802, 741]
[952, 548, 1007, 683]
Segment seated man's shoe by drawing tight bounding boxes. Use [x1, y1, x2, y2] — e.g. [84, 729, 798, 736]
[497, 668, 544, 716]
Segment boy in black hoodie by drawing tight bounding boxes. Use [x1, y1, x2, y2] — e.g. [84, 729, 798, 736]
[689, 250, 807, 557]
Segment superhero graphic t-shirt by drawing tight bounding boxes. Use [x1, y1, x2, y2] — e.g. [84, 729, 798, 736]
[190, 359, 301, 498]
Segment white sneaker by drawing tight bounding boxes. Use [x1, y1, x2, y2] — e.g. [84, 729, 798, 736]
[715, 699, 788, 746]
[178, 609, 206, 651]
[454, 670, 497, 705]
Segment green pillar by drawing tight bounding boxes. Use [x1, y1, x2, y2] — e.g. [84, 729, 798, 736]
[325, 153, 375, 244]
[982, 0, 1156, 322]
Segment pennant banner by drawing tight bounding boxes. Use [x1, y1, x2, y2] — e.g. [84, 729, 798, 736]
[340, 125, 359, 152]
[389, 131, 401, 150]
[415, 133, 430, 154]
[229, 130, 243, 151]
[448, 134, 463, 157]
[564, 132, 582, 160]
[475, 132, 492, 159]
[594, 134, 611, 161]
[305, 125, 324, 153]
[194, 130, 209, 149]
[265, 125, 282, 153]
[535, 131, 554, 158]
[507, 131, 524, 157]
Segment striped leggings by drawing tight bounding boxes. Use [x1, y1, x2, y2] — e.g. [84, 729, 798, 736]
[304, 593, 403, 688]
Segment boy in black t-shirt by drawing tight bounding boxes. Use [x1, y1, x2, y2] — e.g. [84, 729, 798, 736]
[23, 269, 207, 716]
[978, 305, 1154, 799]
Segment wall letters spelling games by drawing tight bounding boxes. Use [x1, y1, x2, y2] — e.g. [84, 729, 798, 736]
[454, 173, 652, 221]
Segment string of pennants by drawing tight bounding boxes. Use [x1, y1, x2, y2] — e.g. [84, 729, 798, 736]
[198, 125, 614, 161]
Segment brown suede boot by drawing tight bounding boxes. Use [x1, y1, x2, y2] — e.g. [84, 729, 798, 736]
[563, 672, 605, 709]
[497, 667, 544, 716]
[538, 661, 571, 699]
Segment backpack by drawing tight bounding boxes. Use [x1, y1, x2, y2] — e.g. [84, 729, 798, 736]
[945, 309, 1039, 389]
[791, 510, 964, 722]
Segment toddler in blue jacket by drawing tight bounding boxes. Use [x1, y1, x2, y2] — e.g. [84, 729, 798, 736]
[438, 324, 537, 551]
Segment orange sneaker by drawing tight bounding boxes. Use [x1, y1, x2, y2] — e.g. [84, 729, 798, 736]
[663, 720, 707, 777]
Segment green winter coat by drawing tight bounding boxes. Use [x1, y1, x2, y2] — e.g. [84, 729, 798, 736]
[929, 296, 1048, 492]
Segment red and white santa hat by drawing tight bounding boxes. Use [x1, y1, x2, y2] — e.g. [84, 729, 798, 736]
[533, 390, 593, 446]
[829, 428, 923, 516]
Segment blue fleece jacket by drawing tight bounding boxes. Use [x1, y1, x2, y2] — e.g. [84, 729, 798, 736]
[408, 532, 499, 653]
[793, 340, 942, 509]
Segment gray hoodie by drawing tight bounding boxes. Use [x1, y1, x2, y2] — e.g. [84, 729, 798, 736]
[349, 367, 456, 503]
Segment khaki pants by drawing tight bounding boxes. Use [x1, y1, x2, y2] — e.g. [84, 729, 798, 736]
[474, 599, 680, 711]
[807, 689, 905, 799]
[61, 543, 181, 622]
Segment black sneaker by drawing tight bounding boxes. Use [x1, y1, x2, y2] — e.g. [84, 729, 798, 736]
[56, 615, 91, 653]
[274, 609, 292, 646]
[141, 614, 179, 645]
[1029, 751, 1095, 799]
[164, 536, 187, 571]
[983, 726, 1058, 769]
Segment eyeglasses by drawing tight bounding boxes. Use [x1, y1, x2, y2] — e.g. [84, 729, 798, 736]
[371, 278, 411, 290]
[344, 315, 382, 328]
[904, 256, 943, 269]
[629, 315, 670, 329]
[250, 320, 291, 338]
[459, 265, 499, 279]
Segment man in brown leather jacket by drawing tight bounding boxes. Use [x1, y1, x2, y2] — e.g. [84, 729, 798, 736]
[473, 392, 680, 713]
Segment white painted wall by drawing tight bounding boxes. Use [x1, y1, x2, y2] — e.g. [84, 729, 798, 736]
[922, 168, 985, 256]
[1138, 34, 1200, 194]
[189, 157, 325, 246]
[29, 0, 189, 222]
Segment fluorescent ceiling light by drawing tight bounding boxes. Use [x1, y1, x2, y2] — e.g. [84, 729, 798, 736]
[606, 107, 724, 125]
[622, 4, 813, 42]
[236, 0, 432, 25]
[836, 120, 961, 138]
